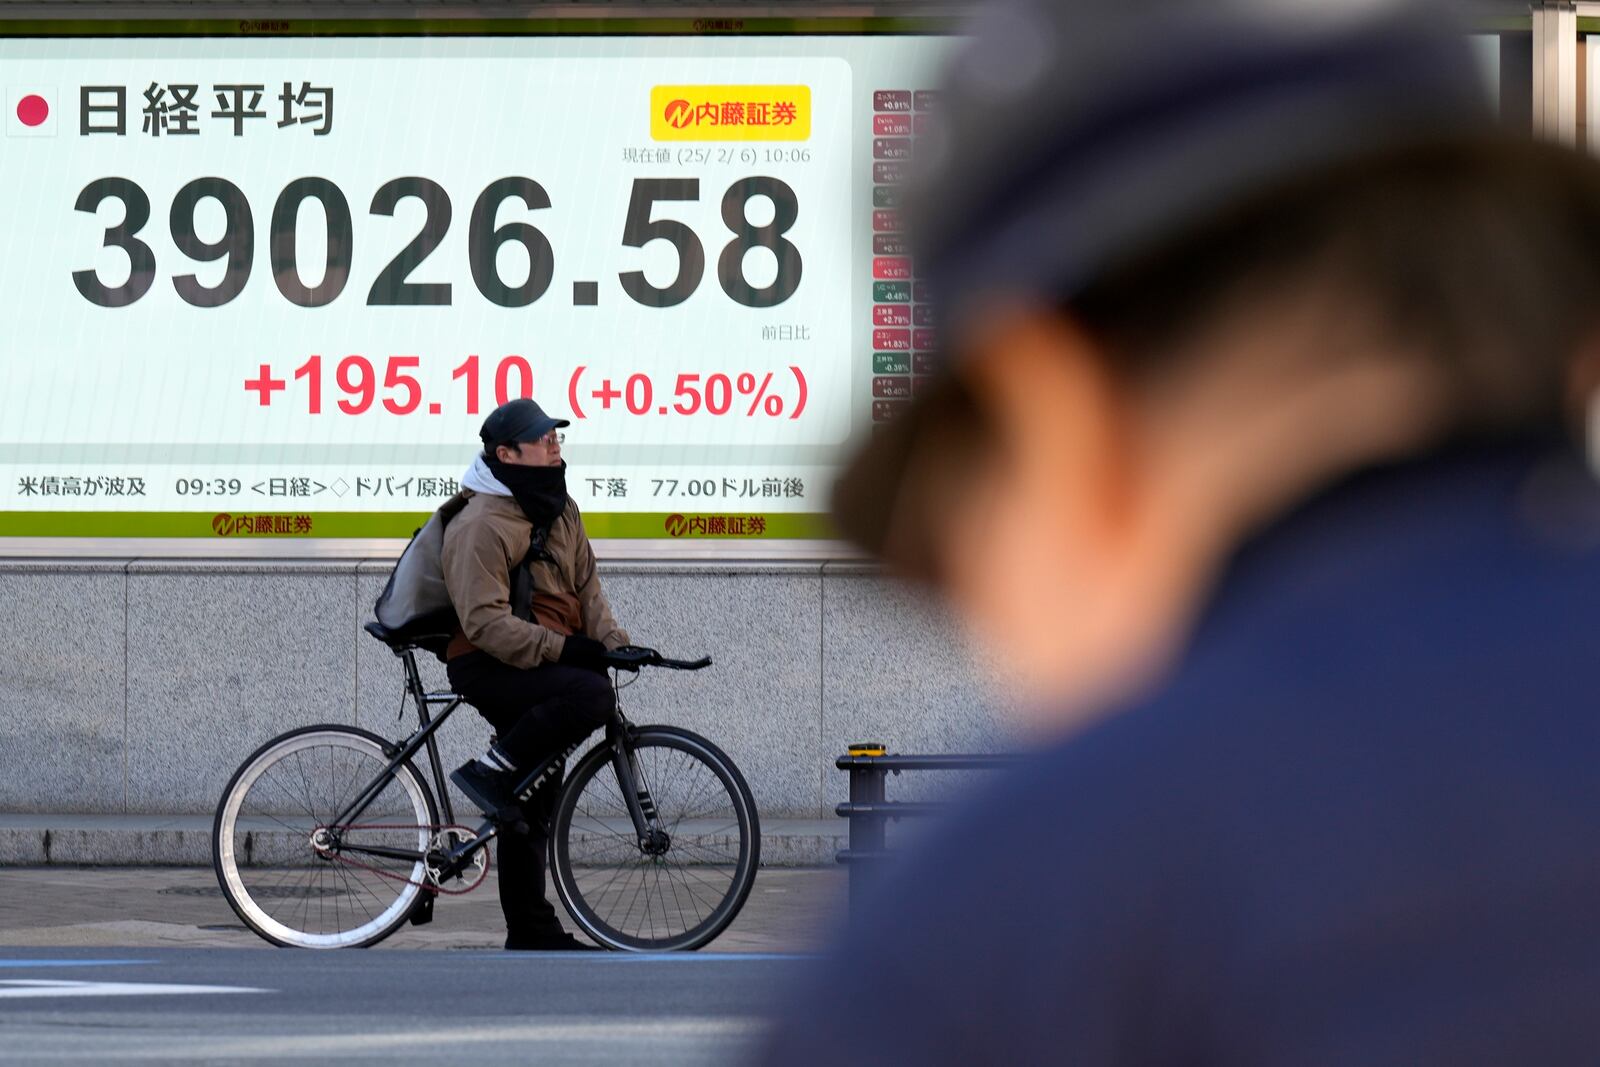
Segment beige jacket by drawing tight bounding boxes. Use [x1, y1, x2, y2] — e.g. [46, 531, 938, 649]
[440, 490, 629, 668]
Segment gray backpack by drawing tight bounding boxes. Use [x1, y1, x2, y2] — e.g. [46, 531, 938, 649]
[367, 493, 544, 661]
[367, 493, 470, 660]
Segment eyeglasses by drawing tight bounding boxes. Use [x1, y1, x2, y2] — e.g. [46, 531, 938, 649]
[534, 431, 565, 447]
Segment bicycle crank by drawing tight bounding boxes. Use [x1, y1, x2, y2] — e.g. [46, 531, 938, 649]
[425, 827, 491, 893]
[309, 822, 490, 896]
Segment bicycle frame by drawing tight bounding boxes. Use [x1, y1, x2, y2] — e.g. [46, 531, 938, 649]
[326, 646, 666, 880]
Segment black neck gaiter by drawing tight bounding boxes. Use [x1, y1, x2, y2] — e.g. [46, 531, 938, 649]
[484, 456, 568, 530]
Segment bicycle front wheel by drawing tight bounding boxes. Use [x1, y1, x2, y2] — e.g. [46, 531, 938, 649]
[213, 724, 437, 948]
[550, 726, 760, 951]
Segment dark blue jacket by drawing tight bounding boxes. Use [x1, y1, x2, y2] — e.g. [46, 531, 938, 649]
[762, 440, 1600, 1066]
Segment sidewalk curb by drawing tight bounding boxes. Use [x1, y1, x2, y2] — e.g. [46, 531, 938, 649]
[0, 815, 845, 867]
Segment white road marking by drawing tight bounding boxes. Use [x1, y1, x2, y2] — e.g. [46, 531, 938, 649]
[0, 960, 150, 968]
[37, 1019, 764, 1060]
[214, 1018, 760, 1051]
[0, 979, 270, 999]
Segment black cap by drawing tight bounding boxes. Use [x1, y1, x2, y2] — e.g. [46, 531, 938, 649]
[479, 398, 570, 449]
[834, 0, 1492, 559]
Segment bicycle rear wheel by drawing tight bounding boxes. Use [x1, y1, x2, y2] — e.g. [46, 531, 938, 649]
[212, 724, 437, 948]
[550, 726, 760, 951]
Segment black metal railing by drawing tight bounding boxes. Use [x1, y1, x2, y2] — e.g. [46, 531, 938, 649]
[835, 742, 1022, 906]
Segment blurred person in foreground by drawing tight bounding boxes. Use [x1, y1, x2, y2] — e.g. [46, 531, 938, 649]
[761, 1, 1600, 1064]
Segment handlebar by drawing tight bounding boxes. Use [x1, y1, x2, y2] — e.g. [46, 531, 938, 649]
[603, 646, 711, 672]
[659, 655, 713, 671]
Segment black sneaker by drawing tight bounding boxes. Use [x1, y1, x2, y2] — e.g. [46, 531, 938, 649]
[450, 760, 519, 820]
[505, 929, 601, 951]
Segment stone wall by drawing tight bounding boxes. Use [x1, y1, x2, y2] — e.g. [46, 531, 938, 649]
[0, 559, 1016, 820]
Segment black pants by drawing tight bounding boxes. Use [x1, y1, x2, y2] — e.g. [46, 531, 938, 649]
[446, 650, 615, 937]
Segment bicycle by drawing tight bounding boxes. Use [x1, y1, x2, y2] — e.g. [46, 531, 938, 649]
[212, 623, 760, 951]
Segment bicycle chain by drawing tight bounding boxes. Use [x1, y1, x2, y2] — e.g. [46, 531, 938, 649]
[311, 823, 491, 896]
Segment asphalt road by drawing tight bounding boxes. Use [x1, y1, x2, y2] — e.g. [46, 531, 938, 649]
[0, 947, 808, 1064]
[0, 867, 847, 1064]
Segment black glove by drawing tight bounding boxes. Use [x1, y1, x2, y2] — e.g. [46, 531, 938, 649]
[558, 634, 610, 673]
[607, 645, 658, 671]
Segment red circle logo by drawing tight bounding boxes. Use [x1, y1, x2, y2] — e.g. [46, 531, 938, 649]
[15, 94, 48, 128]
[664, 514, 688, 537]
[212, 513, 239, 536]
[663, 99, 693, 129]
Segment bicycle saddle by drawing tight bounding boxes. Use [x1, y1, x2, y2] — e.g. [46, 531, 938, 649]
[363, 620, 453, 652]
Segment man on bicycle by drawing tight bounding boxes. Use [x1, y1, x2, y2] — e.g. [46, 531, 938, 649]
[441, 396, 631, 951]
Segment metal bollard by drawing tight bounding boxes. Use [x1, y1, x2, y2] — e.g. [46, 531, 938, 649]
[835, 744, 1022, 911]
[844, 742, 886, 908]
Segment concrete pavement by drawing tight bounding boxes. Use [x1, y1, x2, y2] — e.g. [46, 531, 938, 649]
[0, 866, 848, 952]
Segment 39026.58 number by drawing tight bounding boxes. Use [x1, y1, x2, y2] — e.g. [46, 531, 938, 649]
[72, 175, 802, 311]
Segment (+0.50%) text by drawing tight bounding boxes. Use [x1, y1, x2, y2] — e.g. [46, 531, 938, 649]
[243, 354, 809, 420]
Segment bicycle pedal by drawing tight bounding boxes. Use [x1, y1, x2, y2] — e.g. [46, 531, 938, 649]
[407, 892, 435, 927]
